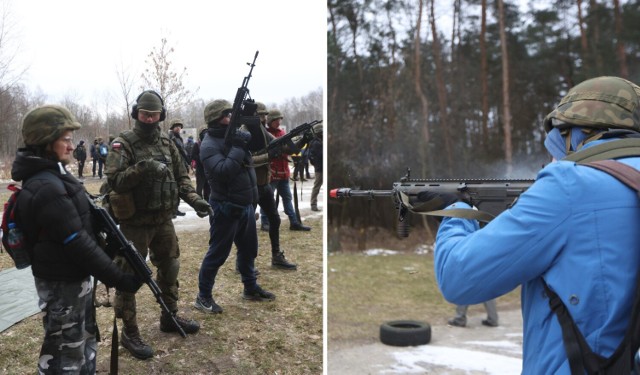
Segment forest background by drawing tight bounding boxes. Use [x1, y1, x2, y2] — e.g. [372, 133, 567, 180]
[327, 0, 640, 251]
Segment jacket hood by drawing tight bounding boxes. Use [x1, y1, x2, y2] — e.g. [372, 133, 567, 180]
[11, 149, 63, 182]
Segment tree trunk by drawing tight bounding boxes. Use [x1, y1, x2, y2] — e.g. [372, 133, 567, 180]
[480, 0, 489, 152]
[497, 0, 513, 175]
[577, 0, 589, 72]
[613, 0, 628, 78]
[589, 0, 604, 74]
[328, 3, 341, 118]
[429, 0, 453, 175]
[413, 0, 434, 178]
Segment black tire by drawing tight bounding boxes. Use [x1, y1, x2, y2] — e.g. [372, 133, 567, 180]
[380, 320, 431, 347]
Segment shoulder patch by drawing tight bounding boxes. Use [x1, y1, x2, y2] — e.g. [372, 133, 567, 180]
[112, 142, 122, 149]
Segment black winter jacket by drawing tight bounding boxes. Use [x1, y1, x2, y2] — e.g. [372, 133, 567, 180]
[200, 125, 258, 205]
[10, 150, 126, 285]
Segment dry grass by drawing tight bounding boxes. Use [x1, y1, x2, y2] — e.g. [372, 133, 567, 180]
[327, 226, 521, 351]
[0, 178, 323, 374]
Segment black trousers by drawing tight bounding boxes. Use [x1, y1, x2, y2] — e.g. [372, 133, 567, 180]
[257, 183, 281, 255]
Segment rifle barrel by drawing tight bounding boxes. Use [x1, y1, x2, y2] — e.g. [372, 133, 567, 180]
[329, 188, 394, 198]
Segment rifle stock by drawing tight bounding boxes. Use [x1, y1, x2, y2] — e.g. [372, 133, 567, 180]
[86, 193, 187, 338]
[256, 120, 323, 156]
[331, 169, 534, 238]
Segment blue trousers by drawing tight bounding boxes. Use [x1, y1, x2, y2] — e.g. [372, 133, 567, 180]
[198, 200, 258, 299]
[260, 179, 299, 226]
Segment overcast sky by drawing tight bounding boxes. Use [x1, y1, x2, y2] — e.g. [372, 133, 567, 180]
[7, 0, 326, 110]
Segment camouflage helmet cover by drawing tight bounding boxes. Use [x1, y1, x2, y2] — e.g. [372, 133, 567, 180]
[256, 102, 269, 115]
[169, 118, 184, 130]
[268, 109, 284, 123]
[544, 76, 640, 132]
[22, 105, 81, 146]
[204, 99, 232, 124]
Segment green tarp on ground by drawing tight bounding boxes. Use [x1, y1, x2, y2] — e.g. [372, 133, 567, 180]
[0, 266, 39, 332]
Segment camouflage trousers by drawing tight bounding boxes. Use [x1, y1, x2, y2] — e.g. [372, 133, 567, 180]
[114, 220, 180, 333]
[34, 276, 97, 375]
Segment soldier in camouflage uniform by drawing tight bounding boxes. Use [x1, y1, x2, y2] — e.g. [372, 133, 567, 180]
[11, 105, 142, 374]
[105, 90, 211, 360]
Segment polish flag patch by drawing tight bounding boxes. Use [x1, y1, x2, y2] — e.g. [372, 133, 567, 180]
[112, 142, 122, 150]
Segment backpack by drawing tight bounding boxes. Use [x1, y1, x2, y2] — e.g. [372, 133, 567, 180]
[99, 143, 108, 157]
[74, 144, 86, 160]
[1, 172, 58, 269]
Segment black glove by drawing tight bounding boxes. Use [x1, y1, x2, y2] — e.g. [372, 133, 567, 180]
[232, 130, 252, 148]
[116, 273, 143, 293]
[302, 129, 315, 143]
[192, 198, 212, 217]
[416, 191, 469, 211]
[268, 147, 282, 159]
[137, 159, 167, 177]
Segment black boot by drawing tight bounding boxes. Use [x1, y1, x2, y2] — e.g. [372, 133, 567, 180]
[160, 312, 200, 334]
[121, 330, 154, 360]
[290, 222, 311, 231]
[272, 251, 297, 270]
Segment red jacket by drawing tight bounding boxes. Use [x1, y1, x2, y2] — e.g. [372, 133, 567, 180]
[266, 126, 290, 180]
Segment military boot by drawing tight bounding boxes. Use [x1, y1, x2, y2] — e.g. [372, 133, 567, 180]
[272, 251, 297, 270]
[160, 312, 200, 334]
[121, 329, 153, 360]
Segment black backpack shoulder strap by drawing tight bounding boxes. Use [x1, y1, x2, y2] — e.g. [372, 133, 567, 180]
[545, 159, 640, 375]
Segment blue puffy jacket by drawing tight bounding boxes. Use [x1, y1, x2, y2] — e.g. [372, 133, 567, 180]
[434, 139, 640, 374]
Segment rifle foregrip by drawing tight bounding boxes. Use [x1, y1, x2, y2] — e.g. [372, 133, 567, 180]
[396, 206, 410, 238]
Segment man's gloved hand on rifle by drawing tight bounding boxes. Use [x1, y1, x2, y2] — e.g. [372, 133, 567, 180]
[137, 159, 167, 177]
[268, 146, 282, 159]
[232, 129, 251, 149]
[416, 190, 471, 211]
[302, 129, 316, 144]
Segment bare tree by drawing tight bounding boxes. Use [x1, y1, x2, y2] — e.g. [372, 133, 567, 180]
[115, 59, 137, 129]
[140, 37, 198, 129]
[0, 1, 26, 94]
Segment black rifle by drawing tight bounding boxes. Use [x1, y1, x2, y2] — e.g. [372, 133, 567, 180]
[225, 51, 259, 150]
[86, 193, 187, 338]
[257, 120, 323, 156]
[331, 168, 534, 238]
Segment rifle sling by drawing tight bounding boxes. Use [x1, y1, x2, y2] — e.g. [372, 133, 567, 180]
[398, 192, 494, 222]
[423, 208, 495, 223]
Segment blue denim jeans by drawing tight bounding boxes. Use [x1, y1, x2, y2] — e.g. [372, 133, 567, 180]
[260, 179, 299, 226]
[198, 200, 258, 299]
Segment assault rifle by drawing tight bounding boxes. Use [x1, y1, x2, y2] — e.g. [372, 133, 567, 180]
[257, 119, 323, 156]
[86, 193, 187, 338]
[225, 50, 259, 150]
[330, 168, 534, 238]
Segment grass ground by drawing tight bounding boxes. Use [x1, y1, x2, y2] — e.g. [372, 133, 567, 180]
[327, 226, 522, 351]
[0, 177, 323, 374]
